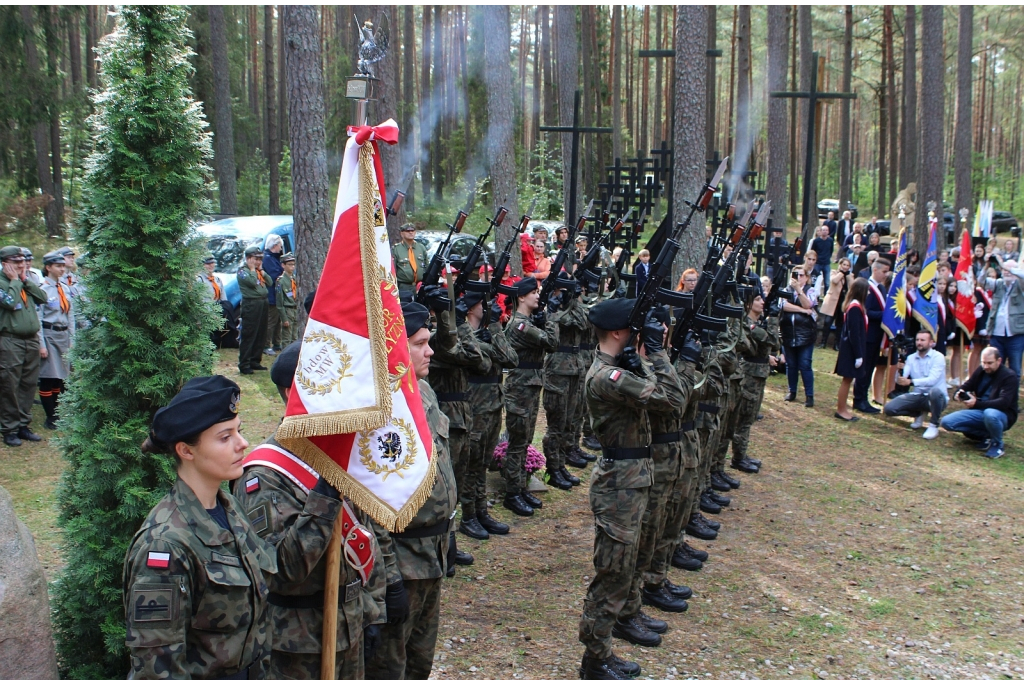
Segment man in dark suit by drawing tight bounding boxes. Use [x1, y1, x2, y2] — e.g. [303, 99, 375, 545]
[634, 249, 651, 293]
[824, 211, 838, 239]
[853, 256, 891, 414]
[941, 346, 1020, 459]
[835, 210, 854, 247]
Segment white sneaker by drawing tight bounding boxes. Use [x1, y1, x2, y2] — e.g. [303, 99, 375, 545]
[951, 377, 961, 386]
[922, 425, 939, 440]
[910, 414, 926, 429]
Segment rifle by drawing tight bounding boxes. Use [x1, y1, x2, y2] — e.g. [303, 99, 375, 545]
[385, 169, 415, 217]
[710, 201, 770, 307]
[454, 205, 507, 296]
[575, 208, 632, 288]
[414, 199, 470, 306]
[538, 199, 594, 310]
[614, 209, 647, 293]
[762, 237, 802, 316]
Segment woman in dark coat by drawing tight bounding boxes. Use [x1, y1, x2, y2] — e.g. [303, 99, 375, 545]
[835, 278, 870, 421]
[780, 266, 819, 407]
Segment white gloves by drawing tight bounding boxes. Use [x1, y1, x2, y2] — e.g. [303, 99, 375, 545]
[855, 358, 863, 368]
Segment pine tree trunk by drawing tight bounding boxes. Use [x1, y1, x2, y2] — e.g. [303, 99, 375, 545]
[838, 6, 853, 223]
[916, 5, 944, 253]
[900, 5, 917, 190]
[726, 8, 737, 158]
[265, 6, 280, 214]
[402, 5, 416, 210]
[878, 49, 888, 219]
[766, 5, 790, 230]
[278, 5, 288, 165]
[554, 5, 579, 223]
[283, 5, 332, 292]
[653, 6, 663, 150]
[482, 5, 521, 276]
[430, 6, 443, 201]
[67, 9, 83, 94]
[85, 6, 97, 88]
[885, 6, 897, 212]
[44, 6, 64, 230]
[953, 5, 973, 223]
[420, 6, 432, 200]
[789, 9, 799, 219]
[735, 6, 751, 179]
[581, 6, 595, 195]
[19, 6, 60, 237]
[639, 7, 650, 158]
[611, 5, 622, 162]
[209, 6, 238, 215]
[672, 5, 707, 274]
[530, 6, 542, 171]
[363, 6, 402, 243]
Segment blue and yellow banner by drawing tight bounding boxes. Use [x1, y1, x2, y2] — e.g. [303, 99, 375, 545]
[881, 229, 908, 339]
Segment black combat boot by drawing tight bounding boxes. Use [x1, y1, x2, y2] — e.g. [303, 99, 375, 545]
[582, 435, 603, 451]
[17, 426, 41, 442]
[685, 513, 718, 540]
[663, 580, 694, 599]
[709, 471, 732, 492]
[681, 542, 709, 561]
[731, 456, 759, 473]
[3, 432, 21, 447]
[502, 493, 534, 517]
[560, 465, 581, 486]
[547, 468, 573, 491]
[699, 491, 722, 514]
[671, 546, 703, 571]
[521, 489, 543, 509]
[449, 531, 473, 567]
[695, 512, 720, 531]
[746, 457, 763, 467]
[706, 488, 731, 507]
[458, 517, 490, 540]
[611, 616, 662, 647]
[636, 610, 668, 634]
[642, 585, 689, 613]
[579, 654, 630, 680]
[477, 509, 510, 535]
[574, 444, 598, 462]
[717, 469, 741, 489]
[566, 449, 589, 468]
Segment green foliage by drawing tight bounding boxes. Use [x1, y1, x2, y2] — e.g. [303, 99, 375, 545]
[521, 140, 564, 221]
[236, 145, 292, 216]
[50, 7, 220, 678]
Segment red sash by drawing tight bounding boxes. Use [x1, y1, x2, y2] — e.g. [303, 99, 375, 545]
[844, 300, 868, 331]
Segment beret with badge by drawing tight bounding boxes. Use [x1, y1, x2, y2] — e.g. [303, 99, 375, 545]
[402, 302, 431, 337]
[513, 276, 538, 297]
[150, 375, 241, 446]
[587, 297, 637, 331]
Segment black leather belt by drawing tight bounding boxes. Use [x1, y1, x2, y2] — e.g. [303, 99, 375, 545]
[557, 345, 580, 353]
[680, 420, 695, 433]
[391, 519, 450, 539]
[267, 580, 360, 609]
[516, 362, 543, 370]
[580, 343, 595, 350]
[651, 431, 682, 445]
[42, 322, 68, 331]
[743, 356, 769, 364]
[698, 403, 719, 414]
[468, 374, 502, 384]
[601, 446, 653, 461]
[434, 391, 469, 402]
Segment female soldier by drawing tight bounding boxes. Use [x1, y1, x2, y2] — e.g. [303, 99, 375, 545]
[730, 293, 781, 472]
[37, 251, 74, 429]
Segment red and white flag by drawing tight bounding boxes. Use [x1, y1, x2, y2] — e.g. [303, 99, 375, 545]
[953, 224, 977, 338]
[275, 119, 436, 532]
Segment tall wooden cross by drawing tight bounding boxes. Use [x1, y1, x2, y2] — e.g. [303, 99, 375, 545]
[770, 51, 856, 238]
[539, 90, 613, 225]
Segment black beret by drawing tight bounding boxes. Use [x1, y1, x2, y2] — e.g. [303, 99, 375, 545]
[151, 375, 240, 445]
[513, 276, 538, 297]
[303, 288, 317, 314]
[588, 297, 636, 331]
[402, 302, 431, 337]
[461, 290, 485, 309]
[271, 340, 302, 388]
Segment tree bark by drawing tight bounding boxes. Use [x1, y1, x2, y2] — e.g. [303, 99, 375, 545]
[363, 6, 402, 243]
[419, 6, 432, 200]
[541, 5, 555, 154]
[19, 6, 60, 237]
[653, 6, 663, 148]
[611, 5, 622, 162]
[705, 5, 717, 157]
[953, 5, 973, 225]
[530, 6, 542, 171]
[554, 5, 579, 224]
[85, 5, 97, 88]
[283, 5, 332, 295]
[838, 6, 853, 224]
[672, 5, 707, 275]
[735, 6, 751, 178]
[916, 5, 944, 253]
[278, 5, 288, 167]
[789, 8, 799, 218]
[67, 9, 83, 94]
[878, 41, 888, 219]
[265, 6, 280, 214]
[766, 5, 790, 230]
[900, 5, 918, 190]
[402, 5, 416, 210]
[797, 6, 812, 231]
[581, 6, 596, 194]
[482, 5, 521, 276]
[885, 6, 897, 211]
[209, 6, 238, 215]
[44, 6, 64, 230]
[430, 6, 443, 201]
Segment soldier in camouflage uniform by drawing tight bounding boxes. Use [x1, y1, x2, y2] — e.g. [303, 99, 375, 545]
[730, 294, 781, 471]
[572, 287, 601, 458]
[711, 312, 744, 493]
[685, 333, 725, 544]
[578, 298, 678, 680]
[465, 291, 518, 536]
[501, 277, 560, 517]
[124, 376, 302, 679]
[237, 245, 270, 375]
[231, 345, 386, 679]
[542, 275, 589, 490]
[365, 302, 458, 680]
[275, 253, 300, 347]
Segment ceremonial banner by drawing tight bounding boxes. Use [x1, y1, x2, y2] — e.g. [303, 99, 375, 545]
[953, 225, 977, 337]
[881, 229, 908, 339]
[912, 218, 939, 335]
[276, 119, 436, 532]
[972, 200, 994, 238]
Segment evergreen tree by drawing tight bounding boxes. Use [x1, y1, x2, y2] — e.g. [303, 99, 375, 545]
[50, 7, 218, 678]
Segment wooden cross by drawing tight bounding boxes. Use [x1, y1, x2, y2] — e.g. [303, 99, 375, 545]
[770, 51, 857, 237]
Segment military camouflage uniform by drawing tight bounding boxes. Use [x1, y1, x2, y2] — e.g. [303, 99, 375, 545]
[542, 295, 589, 472]
[429, 315, 487, 523]
[692, 337, 725, 516]
[236, 264, 269, 372]
[661, 354, 702, 571]
[502, 310, 560, 492]
[579, 348, 676, 660]
[123, 479, 278, 679]
[467, 321, 518, 518]
[731, 316, 781, 459]
[365, 381, 457, 680]
[275, 271, 300, 347]
[573, 304, 598, 447]
[232, 437, 386, 679]
[712, 314, 744, 473]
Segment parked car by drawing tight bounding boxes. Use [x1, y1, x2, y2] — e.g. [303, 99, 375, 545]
[992, 211, 1021, 234]
[195, 215, 294, 310]
[817, 198, 858, 220]
[414, 230, 496, 274]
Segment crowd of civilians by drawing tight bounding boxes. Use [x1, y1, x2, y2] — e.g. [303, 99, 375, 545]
[774, 212, 1021, 460]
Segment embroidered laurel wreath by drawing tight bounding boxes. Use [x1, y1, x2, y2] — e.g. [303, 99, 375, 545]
[359, 418, 417, 480]
[295, 331, 354, 396]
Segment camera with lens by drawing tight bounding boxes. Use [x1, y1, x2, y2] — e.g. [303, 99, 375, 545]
[892, 332, 916, 364]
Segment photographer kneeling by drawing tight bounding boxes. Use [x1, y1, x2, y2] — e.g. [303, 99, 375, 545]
[882, 330, 947, 439]
[940, 346, 1020, 459]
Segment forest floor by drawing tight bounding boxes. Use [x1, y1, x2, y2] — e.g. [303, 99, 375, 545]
[5, 347, 1024, 679]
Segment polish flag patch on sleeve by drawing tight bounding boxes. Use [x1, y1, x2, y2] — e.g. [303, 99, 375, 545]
[517, 322, 526, 331]
[245, 477, 260, 493]
[146, 551, 171, 569]
[609, 369, 622, 382]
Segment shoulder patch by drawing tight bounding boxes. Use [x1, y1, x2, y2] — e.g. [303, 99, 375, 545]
[146, 551, 171, 569]
[247, 502, 271, 536]
[245, 476, 259, 493]
[517, 322, 526, 331]
[609, 369, 622, 382]
[131, 582, 179, 623]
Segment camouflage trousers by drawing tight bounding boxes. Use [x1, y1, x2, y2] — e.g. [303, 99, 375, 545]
[542, 373, 580, 472]
[579, 483, 650, 660]
[503, 385, 541, 492]
[625, 443, 680, 609]
[712, 378, 743, 471]
[270, 639, 363, 680]
[663, 464, 698, 566]
[364, 578, 442, 680]
[448, 427, 472, 517]
[572, 370, 594, 444]
[731, 375, 767, 460]
[278, 306, 300, 347]
[467, 408, 503, 518]
[693, 392, 723, 516]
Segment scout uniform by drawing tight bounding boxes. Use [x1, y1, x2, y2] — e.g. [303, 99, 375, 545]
[578, 298, 677, 680]
[123, 376, 281, 679]
[197, 255, 226, 304]
[731, 313, 781, 469]
[237, 245, 269, 374]
[501, 277, 560, 516]
[275, 253, 300, 347]
[0, 245, 47, 446]
[37, 252, 76, 430]
[365, 303, 458, 680]
[392, 228, 428, 297]
[58, 246, 88, 331]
